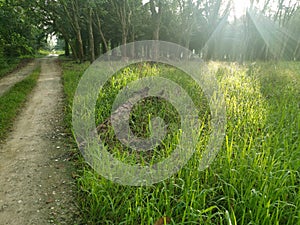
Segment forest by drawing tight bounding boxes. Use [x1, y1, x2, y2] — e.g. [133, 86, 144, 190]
[1, 0, 300, 63]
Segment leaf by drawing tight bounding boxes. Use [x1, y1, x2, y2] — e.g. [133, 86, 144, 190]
[154, 217, 171, 225]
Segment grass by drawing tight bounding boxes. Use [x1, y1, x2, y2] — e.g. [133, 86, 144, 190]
[0, 58, 22, 78]
[0, 67, 40, 140]
[61, 60, 90, 132]
[0, 49, 60, 79]
[36, 49, 65, 57]
[61, 59, 300, 225]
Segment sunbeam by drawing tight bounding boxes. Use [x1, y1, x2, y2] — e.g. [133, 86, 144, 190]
[247, 8, 299, 59]
[201, 13, 229, 58]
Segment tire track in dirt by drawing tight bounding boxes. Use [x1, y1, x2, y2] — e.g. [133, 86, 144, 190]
[0, 56, 79, 225]
[0, 59, 40, 97]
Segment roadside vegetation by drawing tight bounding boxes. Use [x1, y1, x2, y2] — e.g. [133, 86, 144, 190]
[0, 58, 35, 79]
[0, 59, 20, 78]
[0, 67, 40, 140]
[62, 59, 299, 225]
[1, 0, 299, 224]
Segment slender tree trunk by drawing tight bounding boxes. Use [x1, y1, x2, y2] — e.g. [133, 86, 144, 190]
[111, 0, 131, 59]
[88, 8, 95, 63]
[69, 40, 79, 61]
[57, 26, 74, 60]
[150, 0, 162, 59]
[121, 30, 127, 58]
[111, 41, 118, 57]
[101, 41, 108, 54]
[76, 30, 84, 62]
[65, 39, 70, 56]
[71, 0, 84, 62]
[95, 12, 108, 53]
[61, 0, 83, 61]
[182, 38, 190, 60]
[130, 26, 135, 58]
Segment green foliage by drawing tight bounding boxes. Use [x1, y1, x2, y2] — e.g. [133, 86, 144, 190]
[62, 60, 300, 224]
[0, 58, 20, 78]
[0, 67, 40, 140]
[1, 0, 300, 62]
[0, 38, 8, 70]
[0, 0, 42, 60]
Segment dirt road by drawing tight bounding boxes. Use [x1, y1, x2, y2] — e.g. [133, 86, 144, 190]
[0, 57, 79, 225]
[0, 59, 40, 97]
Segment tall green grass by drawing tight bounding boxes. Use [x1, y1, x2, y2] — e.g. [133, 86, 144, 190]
[62, 60, 299, 225]
[0, 67, 40, 140]
[62, 60, 90, 130]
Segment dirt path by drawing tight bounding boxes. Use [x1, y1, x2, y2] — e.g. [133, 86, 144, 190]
[0, 59, 40, 97]
[0, 56, 79, 225]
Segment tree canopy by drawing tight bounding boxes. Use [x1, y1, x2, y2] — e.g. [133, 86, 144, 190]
[1, 0, 299, 62]
[0, 0, 44, 67]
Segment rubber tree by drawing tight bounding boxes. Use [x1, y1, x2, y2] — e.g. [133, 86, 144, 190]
[110, 0, 133, 58]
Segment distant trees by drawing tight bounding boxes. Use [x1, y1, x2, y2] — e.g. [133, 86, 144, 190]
[289, 8, 300, 60]
[28, 0, 300, 62]
[1, 0, 299, 62]
[0, 0, 43, 66]
[249, 0, 300, 61]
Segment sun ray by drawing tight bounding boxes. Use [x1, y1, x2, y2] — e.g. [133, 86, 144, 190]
[247, 8, 298, 59]
[201, 14, 229, 56]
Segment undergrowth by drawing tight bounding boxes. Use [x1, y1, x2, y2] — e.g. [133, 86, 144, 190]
[0, 58, 21, 78]
[62, 59, 300, 225]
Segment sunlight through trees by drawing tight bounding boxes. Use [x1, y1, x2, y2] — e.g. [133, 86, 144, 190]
[0, 0, 299, 62]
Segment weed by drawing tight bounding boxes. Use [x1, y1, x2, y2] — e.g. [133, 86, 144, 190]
[0, 67, 40, 140]
[62, 60, 300, 225]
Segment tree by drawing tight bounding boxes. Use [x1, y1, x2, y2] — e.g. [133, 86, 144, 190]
[21, 0, 299, 62]
[0, 0, 42, 63]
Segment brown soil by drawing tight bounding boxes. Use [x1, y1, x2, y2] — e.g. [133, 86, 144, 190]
[0, 56, 80, 225]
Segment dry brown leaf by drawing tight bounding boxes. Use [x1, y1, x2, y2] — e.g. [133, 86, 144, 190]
[154, 217, 171, 225]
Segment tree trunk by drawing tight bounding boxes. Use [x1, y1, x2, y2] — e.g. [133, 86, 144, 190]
[130, 26, 135, 58]
[111, 0, 131, 59]
[121, 30, 127, 58]
[65, 39, 70, 56]
[150, 0, 162, 59]
[88, 8, 95, 63]
[71, 0, 84, 62]
[76, 30, 84, 62]
[183, 38, 190, 60]
[61, 0, 83, 61]
[95, 12, 108, 53]
[69, 39, 79, 61]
